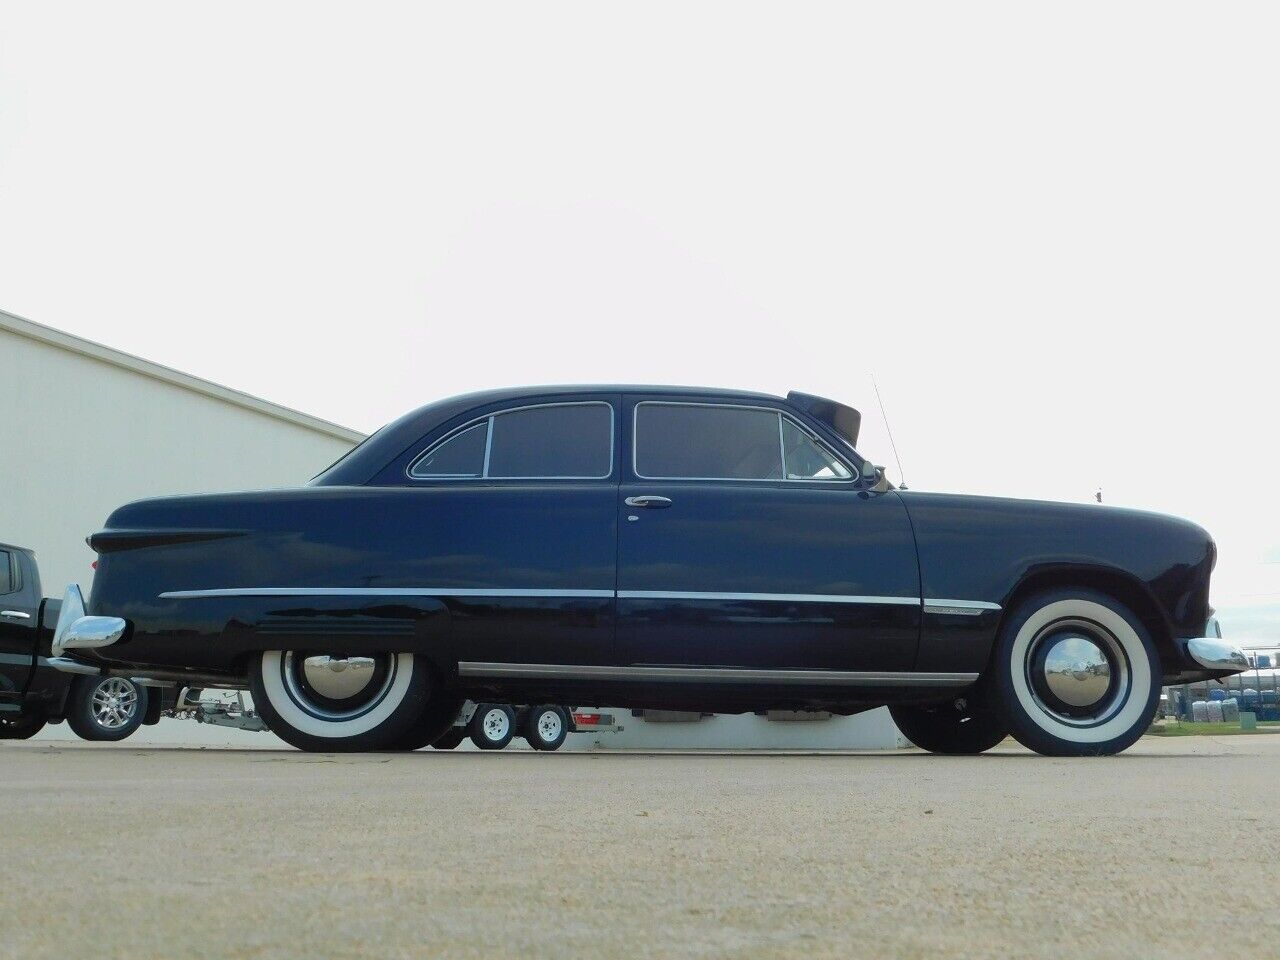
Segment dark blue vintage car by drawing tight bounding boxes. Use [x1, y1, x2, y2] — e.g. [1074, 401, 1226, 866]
[47, 386, 1247, 755]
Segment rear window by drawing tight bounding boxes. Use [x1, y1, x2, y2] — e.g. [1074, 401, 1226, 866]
[410, 403, 613, 480]
[0, 551, 14, 595]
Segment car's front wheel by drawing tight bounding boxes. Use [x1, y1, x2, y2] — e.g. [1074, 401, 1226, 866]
[67, 676, 148, 742]
[250, 651, 430, 752]
[889, 702, 1007, 754]
[990, 588, 1160, 757]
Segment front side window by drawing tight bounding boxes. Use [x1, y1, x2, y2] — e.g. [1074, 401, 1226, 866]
[634, 402, 852, 481]
[410, 402, 613, 480]
[781, 418, 852, 480]
[0, 551, 12, 594]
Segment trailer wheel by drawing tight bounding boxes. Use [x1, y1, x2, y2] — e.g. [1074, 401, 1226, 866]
[469, 703, 516, 750]
[431, 728, 466, 750]
[387, 699, 464, 751]
[66, 676, 148, 742]
[523, 704, 569, 751]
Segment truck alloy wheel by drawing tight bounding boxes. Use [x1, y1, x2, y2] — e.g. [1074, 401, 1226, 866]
[250, 651, 430, 752]
[990, 589, 1159, 757]
[469, 703, 516, 750]
[67, 675, 148, 741]
[523, 704, 569, 751]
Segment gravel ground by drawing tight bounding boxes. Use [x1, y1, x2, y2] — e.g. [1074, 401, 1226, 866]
[2, 736, 1277, 960]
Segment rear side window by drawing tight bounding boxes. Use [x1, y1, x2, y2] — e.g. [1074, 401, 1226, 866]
[410, 422, 487, 478]
[0, 551, 13, 595]
[634, 402, 852, 481]
[410, 403, 613, 480]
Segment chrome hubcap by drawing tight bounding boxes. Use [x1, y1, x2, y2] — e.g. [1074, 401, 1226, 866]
[91, 678, 138, 729]
[1042, 635, 1111, 708]
[482, 709, 510, 740]
[301, 655, 377, 700]
[1026, 619, 1129, 725]
[537, 711, 562, 741]
[282, 652, 395, 720]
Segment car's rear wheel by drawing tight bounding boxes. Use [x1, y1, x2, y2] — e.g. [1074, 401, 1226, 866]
[67, 676, 148, 742]
[431, 728, 466, 749]
[889, 702, 1007, 754]
[250, 651, 430, 752]
[990, 588, 1160, 757]
[469, 703, 516, 750]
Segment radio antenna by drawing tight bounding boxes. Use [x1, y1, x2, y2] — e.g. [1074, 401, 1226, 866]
[872, 375, 908, 490]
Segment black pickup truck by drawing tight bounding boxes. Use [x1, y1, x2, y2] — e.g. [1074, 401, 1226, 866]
[0, 542, 161, 740]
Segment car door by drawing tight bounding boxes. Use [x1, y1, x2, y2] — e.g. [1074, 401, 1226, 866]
[398, 396, 621, 670]
[616, 396, 920, 675]
[0, 549, 39, 704]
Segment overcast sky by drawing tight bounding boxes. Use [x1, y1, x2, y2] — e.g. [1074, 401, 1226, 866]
[2, 2, 1277, 634]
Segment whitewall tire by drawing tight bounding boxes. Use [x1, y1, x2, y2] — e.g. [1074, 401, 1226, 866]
[250, 651, 430, 752]
[991, 589, 1160, 757]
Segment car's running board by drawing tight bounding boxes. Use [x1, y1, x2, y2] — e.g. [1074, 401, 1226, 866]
[458, 662, 978, 686]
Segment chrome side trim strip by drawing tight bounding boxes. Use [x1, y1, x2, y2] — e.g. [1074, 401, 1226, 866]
[923, 599, 1002, 616]
[618, 590, 920, 606]
[159, 587, 616, 599]
[160, 587, 1001, 612]
[458, 661, 978, 686]
[44, 656, 102, 676]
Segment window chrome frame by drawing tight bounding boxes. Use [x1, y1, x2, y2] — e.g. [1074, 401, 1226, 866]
[406, 401, 616, 482]
[632, 400, 857, 484]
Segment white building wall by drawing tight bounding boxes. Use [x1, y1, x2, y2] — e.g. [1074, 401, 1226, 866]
[0, 313, 360, 595]
[564, 708, 907, 750]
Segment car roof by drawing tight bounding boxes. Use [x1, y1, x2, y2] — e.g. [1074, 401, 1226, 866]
[312, 384, 792, 486]
[427, 384, 785, 406]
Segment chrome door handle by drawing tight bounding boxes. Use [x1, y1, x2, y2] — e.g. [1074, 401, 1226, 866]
[1, 610, 32, 620]
[624, 495, 673, 509]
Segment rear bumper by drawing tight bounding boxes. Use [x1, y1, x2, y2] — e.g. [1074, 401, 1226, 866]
[49, 583, 126, 667]
[46, 585, 246, 689]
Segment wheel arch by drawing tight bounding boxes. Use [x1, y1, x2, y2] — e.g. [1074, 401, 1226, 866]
[998, 565, 1177, 674]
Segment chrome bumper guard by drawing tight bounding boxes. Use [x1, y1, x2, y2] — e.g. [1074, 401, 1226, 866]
[48, 584, 127, 674]
[1185, 637, 1249, 673]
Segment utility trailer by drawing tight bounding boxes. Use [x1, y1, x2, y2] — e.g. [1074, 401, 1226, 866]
[167, 690, 621, 750]
[440, 702, 623, 751]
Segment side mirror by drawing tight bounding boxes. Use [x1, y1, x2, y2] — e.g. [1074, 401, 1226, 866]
[859, 461, 880, 483]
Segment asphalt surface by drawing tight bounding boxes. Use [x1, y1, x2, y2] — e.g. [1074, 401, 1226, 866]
[2, 737, 1277, 960]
